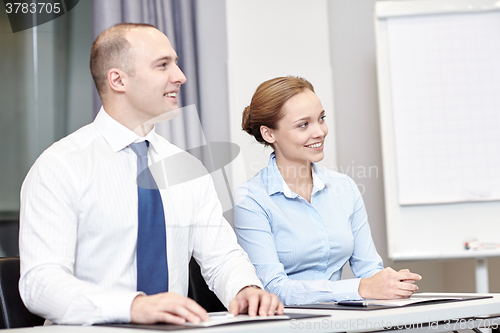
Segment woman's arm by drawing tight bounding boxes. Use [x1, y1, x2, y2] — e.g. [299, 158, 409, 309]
[347, 177, 421, 299]
[348, 178, 385, 278]
[234, 186, 363, 305]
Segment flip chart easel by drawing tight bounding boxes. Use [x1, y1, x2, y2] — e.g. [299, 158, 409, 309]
[374, 0, 500, 293]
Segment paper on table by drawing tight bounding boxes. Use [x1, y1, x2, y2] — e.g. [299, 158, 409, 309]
[184, 312, 291, 327]
[334, 296, 463, 307]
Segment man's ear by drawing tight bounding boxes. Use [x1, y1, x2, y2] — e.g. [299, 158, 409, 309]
[107, 68, 126, 93]
[260, 126, 276, 145]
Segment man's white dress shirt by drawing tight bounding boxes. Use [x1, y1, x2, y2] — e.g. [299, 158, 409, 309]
[19, 108, 262, 325]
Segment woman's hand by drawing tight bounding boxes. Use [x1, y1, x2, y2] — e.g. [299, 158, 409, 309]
[358, 267, 422, 299]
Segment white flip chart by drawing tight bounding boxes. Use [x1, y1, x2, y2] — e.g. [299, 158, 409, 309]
[375, 0, 500, 260]
[387, 11, 500, 205]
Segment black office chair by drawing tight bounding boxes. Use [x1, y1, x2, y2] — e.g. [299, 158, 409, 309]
[188, 257, 226, 312]
[0, 257, 45, 328]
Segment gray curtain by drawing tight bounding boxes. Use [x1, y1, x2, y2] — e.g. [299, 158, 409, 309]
[0, 8, 73, 213]
[92, 0, 204, 152]
[0, 1, 93, 256]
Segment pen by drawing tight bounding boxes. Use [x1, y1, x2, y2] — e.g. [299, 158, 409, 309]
[337, 301, 368, 307]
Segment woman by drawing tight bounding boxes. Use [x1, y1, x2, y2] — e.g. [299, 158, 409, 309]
[233, 76, 421, 305]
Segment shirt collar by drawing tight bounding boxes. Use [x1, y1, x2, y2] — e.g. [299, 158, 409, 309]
[266, 153, 285, 196]
[93, 107, 160, 154]
[311, 164, 326, 196]
[266, 153, 326, 198]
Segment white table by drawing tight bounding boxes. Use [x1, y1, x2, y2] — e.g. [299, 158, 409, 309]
[8, 293, 500, 333]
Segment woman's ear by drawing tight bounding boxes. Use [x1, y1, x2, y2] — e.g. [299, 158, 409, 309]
[260, 125, 276, 145]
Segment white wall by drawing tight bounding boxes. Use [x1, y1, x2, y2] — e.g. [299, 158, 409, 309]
[327, 0, 446, 291]
[225, 0, 337, 191]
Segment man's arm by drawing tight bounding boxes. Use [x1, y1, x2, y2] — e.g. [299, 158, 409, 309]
[128, 285, 284, 324]
[228, 285, 284, 317]
[190, 174, 283, 316]
[19, 153, 140, 325]
[130, 293, 209, 324]
[128, 171, 283, 324]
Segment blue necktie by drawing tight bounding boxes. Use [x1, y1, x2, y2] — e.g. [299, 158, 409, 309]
[130, 141, 169, 295]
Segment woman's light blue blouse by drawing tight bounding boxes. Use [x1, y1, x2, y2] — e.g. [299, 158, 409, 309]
[233, 153, 383, 305]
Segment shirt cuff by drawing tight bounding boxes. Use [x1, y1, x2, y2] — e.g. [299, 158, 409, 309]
[92, 291, 144, 324]
[332, 278, 362, 301]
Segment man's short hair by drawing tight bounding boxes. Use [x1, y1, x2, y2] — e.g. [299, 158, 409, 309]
[90, 23, 158, 100]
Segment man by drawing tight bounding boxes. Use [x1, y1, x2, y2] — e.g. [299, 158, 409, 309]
[19, 23, 283, 325]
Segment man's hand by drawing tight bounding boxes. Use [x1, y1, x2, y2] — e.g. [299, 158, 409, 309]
[130, 293, 210, 325]
[358, 267, 422, 300]
[228, 286, 284, 317]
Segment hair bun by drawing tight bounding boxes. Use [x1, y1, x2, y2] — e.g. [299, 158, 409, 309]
[241, 76, 314, 147]
[241, 106, 252, 135]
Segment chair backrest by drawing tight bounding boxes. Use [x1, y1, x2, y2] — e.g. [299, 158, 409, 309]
[0, 257, 45, 328]
[187, 257, 226, 312]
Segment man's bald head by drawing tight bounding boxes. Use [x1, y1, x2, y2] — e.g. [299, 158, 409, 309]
[90, 23, 158, 100]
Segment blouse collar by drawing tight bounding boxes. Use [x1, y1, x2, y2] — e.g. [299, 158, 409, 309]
[266, 153, 327, 198]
